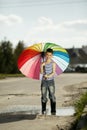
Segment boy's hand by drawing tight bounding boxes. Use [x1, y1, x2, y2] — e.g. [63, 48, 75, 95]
[44, 74, 48, 78]
[44, 74, 49, 79]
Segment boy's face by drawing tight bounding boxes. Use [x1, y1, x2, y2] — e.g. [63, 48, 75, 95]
[45, 52, 53, 60]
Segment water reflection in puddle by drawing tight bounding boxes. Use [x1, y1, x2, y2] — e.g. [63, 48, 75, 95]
[0, 105, 75, 116]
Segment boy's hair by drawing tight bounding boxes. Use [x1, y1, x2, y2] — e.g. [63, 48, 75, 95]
[46, 48, 53, 54]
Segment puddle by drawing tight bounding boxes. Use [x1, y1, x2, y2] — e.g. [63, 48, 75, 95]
[55, 107, 75, 116]
[0, 105, 75, 116]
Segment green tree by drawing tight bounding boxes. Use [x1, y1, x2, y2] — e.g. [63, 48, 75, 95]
[0, 40, 14, 73]
[13, 41, 25, 73]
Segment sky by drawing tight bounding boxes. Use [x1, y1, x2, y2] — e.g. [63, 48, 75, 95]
[0, 0, 87, 48]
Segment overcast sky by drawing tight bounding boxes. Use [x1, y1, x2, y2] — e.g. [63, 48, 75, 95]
[0, 0, 87, 48]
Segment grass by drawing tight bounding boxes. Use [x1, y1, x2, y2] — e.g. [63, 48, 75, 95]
[0, 73, 24, 79]
[74, 92, 87, 120]
[81, 126, 87, 130]
[74, 92, 87, 130]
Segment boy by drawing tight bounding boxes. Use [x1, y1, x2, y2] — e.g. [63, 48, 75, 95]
[40, 48, 56, 115]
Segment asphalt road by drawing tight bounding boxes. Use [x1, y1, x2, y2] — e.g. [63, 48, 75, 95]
[0, 73, 87, 109]
[0, 73, 87, 130]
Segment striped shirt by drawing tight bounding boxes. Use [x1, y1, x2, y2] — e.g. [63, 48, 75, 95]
[43, 61, 54, 80]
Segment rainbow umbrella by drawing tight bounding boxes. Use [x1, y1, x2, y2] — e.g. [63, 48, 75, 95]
[18, 42, 70, 80]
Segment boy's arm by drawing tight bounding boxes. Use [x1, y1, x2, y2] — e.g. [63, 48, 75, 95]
[45, 63, 56, 78]
[40, 62, 45, 74]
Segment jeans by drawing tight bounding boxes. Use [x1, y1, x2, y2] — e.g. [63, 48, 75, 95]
[41, 79, 56, 103]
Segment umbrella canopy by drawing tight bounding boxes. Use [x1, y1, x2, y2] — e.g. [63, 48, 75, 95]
[18, 42, 70, 80]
